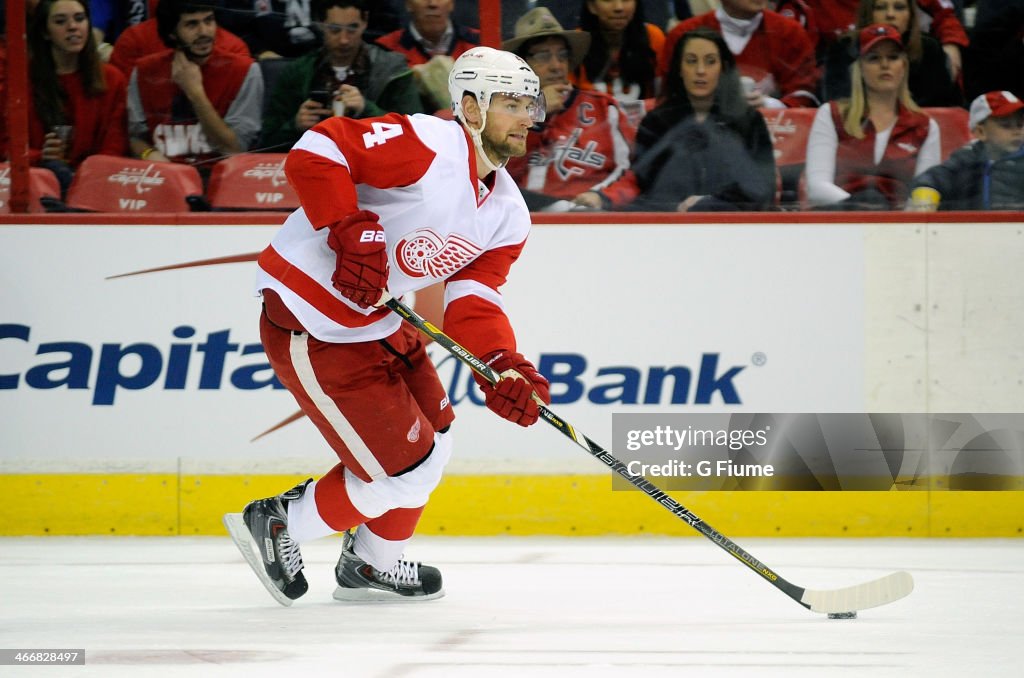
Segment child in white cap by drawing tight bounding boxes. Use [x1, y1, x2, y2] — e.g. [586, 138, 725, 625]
[909, 91, 1024, 211]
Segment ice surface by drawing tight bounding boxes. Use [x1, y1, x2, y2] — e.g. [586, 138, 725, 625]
[1, 536, 1020, 677]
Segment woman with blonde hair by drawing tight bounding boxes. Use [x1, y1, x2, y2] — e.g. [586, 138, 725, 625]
[821, 0, 961, 107]
[806, 23, 940, 209]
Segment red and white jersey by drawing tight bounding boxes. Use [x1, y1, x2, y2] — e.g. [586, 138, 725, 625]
[257, 113, 532, 355]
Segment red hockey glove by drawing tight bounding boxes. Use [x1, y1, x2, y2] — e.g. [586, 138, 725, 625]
[476, 351, 551, 427]
[326, 210, 389, 309]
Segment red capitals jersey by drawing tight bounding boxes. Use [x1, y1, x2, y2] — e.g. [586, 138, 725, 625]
[257, 113, 532, 358]
[506, 89, 638, 207]
[129, 48, 260, 164]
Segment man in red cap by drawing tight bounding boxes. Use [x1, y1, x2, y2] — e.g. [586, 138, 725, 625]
[910, 91, 1024, 211]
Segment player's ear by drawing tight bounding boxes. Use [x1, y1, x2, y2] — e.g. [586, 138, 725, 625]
[461, 94, 483, 129]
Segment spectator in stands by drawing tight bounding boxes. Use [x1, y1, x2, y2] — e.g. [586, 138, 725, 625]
[374, 0, 479, 112]
[574, 0, 665, 126]
[963, 0, 1024, 102]
[376, 0, 479, 64]
[805, 1, 968, 82]
[806, 24, 940, 209]
[218, 1, 320, 60]
[626, 27, 776, 211]
[126, 1, 262, 166]
[502, 8, 638, 211]
[660, 0, 820, 109]
[109, 0, 249, 76]
[821, 0, 961, 107]
[910, 90, 1024, 211]
[259, 0, 422, 151]
[0, 0, 128, 194]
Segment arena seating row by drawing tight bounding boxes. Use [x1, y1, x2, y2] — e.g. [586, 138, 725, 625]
[0, 108, 971, 214]
[0, 153, 297, 214]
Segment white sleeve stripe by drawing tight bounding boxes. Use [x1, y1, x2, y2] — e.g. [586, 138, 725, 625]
[288, 333, 387, 480]
[591, 104, 631, 191]
[444, 279, 505, 311]
[292, 130, 350, 168]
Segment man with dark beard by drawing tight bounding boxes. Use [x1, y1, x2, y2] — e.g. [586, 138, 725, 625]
[225, 46, 551, 605]
[126, 1, 263, 167]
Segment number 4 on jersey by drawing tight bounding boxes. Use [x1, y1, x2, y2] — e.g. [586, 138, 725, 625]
[362, 122, 404, 148]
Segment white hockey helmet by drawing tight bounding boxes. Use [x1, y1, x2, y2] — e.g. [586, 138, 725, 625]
[448, 46, 544, 125]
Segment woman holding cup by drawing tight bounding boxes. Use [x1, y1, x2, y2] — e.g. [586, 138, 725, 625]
[0, 0, 128, 194]
[806, 24, 941, 210]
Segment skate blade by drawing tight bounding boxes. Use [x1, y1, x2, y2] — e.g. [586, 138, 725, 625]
[223, 513, 295, 608]
[331, 586, 445, 603]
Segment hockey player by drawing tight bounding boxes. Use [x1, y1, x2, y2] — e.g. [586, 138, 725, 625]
[225, 46, 551, 605]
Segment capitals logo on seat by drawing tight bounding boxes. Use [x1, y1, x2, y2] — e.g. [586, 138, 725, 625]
[396, 229, 481, 278]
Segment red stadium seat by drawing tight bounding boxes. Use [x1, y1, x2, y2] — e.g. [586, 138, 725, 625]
[205, 153, 299, 210]
[65, 154, 203, 212]
[760, 107, 817, 207]
[923, 107, 972, 160]
[0, 164, 62, 213]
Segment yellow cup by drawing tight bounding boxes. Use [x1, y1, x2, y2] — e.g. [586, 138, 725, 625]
[909, 186, 941, 211]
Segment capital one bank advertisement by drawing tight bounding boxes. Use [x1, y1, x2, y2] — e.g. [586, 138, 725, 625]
[0, 222, 863, 474]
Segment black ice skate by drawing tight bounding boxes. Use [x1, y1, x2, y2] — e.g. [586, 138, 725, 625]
[223, 479, 312, 607]
[333, 530, 444, 602]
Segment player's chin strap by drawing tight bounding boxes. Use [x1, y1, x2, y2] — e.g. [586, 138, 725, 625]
[462, 113, 505, 174]
[375, 290, 914, 616]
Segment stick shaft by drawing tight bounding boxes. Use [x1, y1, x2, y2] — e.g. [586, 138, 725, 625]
[384, 295, 811, 607]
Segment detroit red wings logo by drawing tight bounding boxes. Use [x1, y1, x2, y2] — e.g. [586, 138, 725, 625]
[396, 229, 481, 278]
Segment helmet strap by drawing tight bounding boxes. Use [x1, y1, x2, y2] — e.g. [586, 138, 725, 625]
[461, 101, 505, 174]
[469, 110, 506, 173]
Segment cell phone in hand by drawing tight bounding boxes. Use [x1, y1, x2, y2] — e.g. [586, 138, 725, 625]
[309, 89, 333, 108]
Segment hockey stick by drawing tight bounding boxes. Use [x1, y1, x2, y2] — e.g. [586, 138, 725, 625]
[383, 292, 913, 616]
